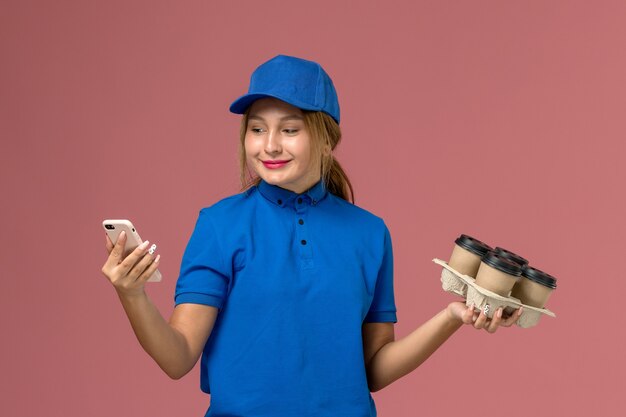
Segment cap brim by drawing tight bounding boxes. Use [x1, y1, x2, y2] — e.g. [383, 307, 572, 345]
[229, 93, 320, 115]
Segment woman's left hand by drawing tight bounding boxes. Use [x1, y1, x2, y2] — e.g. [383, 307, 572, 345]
[447, 301, 522, 333]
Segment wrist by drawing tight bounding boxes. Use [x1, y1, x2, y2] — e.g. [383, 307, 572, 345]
[116, 287, 148, 304]
[445, 302, 466, 327]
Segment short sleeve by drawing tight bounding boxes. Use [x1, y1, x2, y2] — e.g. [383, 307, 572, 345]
[364, 224, 398, 323]
[174, 209, 231, 309]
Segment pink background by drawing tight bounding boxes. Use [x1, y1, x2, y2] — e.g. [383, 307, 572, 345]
[1, 1, 623, 416]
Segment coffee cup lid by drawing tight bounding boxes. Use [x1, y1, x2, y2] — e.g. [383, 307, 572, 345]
[522, 265, 557, 289]
[494, 247, 529, 267]
[481, 251, 522, 276]
[455, 234, 492, 257]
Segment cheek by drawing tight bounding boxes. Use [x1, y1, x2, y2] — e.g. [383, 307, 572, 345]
[301, 139, 317, 168]
[295, 135, 313, 160]
[244, 136, 257, 155]
[243, 138, 257, 167]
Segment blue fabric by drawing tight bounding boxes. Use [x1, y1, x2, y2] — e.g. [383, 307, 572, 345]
[229, 54, 341, 124]
[175, 179, 398, 417]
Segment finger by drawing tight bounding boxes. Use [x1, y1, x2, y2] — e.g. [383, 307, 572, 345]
[486, 308, 503, 333]
[103, 230, 128, 270]
[502, 306, 523, 327]
[105, 234, 114, 254]
[461, 303, 475, 325]
[137, 254, 161, 282]
[127, 250, 156, 281]
[117, 240, 151, 276]
[474, 307, 489, 330]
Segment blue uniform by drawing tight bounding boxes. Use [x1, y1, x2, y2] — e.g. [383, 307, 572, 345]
[175, 179, 398, 417]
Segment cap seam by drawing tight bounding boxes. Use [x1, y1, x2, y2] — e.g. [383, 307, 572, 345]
[315, 63, 322, 108]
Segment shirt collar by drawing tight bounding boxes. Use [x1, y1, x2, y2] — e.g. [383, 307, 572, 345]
[256, 179, 328, 208]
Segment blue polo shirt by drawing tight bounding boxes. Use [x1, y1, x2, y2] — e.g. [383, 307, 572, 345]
[174, 179, 398, 417]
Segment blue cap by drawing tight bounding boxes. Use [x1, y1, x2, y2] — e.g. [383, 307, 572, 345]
[229, 54, 340, 124]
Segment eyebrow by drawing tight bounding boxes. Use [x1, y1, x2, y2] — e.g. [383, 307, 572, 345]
[248, 114, 304, 121]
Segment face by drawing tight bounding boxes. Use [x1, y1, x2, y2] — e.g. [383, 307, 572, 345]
[245, 97, 320, 194]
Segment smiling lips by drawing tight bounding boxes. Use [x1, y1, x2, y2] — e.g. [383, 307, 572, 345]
[262, 160, 291, 169]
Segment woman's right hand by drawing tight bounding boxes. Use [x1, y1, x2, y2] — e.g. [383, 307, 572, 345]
[101, 231, 160, 297]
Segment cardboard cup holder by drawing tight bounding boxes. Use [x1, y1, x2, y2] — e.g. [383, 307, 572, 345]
[434, 258, 556, 328]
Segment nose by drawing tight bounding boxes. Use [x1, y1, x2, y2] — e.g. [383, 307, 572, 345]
[264, 129, 282, 154]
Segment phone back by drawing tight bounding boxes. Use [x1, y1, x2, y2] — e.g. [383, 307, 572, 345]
[102, 219, 161, 282]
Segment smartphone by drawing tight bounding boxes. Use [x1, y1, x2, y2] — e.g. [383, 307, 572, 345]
[101, 219, 162, 282]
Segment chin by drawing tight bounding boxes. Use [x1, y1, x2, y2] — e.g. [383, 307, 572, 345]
[258, 169, 288, 181]
[265, 178, 290, 187]
[257, 173, 281, 184]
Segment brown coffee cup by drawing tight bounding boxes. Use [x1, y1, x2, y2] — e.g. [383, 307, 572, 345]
[475, 251, 522, 296]
[494, 247, 529, 268]
[510, 265, 557, 308]
[448, 234, 492, 278]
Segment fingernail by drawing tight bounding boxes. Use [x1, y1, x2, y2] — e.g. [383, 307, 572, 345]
[518, 306, 524, 315]
[139, 240, 150, 250]
[120, 231, 126, 238]
[497, 308, 503, 318]
[148, 244, 157, 255]
[155, 254, 161, 263]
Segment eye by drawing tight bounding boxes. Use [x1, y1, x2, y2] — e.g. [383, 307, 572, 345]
[250, 127, 264, 134]
[283, 129, 298, 134]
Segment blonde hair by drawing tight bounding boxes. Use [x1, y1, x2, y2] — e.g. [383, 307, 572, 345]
[238, 109, 355, 203]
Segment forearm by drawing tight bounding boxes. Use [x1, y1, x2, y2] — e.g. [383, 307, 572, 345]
[117, 291, 195, 379]
[367, 308, 462, 392]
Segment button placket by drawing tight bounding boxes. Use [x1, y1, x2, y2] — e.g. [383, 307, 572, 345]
[295, 196, 313, 269]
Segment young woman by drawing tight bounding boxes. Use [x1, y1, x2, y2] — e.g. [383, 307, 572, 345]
[101, 54, 521, 417]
